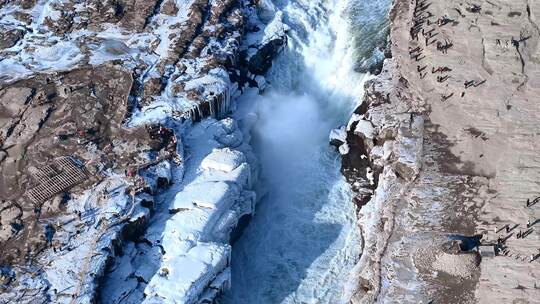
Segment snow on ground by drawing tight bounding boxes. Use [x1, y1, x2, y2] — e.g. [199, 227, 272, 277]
[0, 169, 172, 303]
[0, 0, 188, 82]
[100, 114, 258, 304]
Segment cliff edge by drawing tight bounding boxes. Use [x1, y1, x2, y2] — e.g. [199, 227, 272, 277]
[340, 0, 540, 302]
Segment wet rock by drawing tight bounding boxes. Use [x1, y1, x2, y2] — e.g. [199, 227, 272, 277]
[0, 28, 24, 49]
[143, 77, 164, 101]
[245, 11, 288, 75]
[122, 211, 149, 241]
[248, 38, 286, 75]
[161, 0, 179, 16]
[330, 126, 347, 147]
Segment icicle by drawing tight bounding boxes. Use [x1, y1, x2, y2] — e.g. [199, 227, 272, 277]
[209, 96, 216, 118]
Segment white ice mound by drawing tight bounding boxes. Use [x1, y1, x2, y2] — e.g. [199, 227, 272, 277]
[218, 117, 238, 134]
[339, 143, 350, 155]
[120, 117, 257, 304]
[329, 125, 347, 146]
[216, 129, 243, 147]
[354, 120, 375, 139]
[198, 163, 253, 189]
[144, 243, 231, 304]
[201, 148, 246, 172]
[214, 118, 244, 147]
[171, 181, 239, 211]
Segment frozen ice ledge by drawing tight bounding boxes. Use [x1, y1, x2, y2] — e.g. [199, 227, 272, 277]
[0, 0, 286, 303]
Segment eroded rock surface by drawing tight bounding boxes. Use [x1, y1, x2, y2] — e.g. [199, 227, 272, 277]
[341, 0, 540, 302]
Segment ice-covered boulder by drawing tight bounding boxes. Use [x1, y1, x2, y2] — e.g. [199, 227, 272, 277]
[339, 143, 351, 155]
[198, 162, 253, 189]
[201, 148, 247, 172]
[170, 181, 240, 212]
[330, 125, 348, 147]
[216, 129, 244, 147]
[354, 120, 376, 140]
[144, 243, 231, 304]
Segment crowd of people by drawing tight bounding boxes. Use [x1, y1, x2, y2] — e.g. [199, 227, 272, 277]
[493, 197, 539, 263]
[408, 0, 488, 102]
[409, 0, 538, 265]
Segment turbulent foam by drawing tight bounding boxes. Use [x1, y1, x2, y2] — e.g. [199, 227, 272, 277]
[221, 0, 390, 303]
[347, 0, 392, 72]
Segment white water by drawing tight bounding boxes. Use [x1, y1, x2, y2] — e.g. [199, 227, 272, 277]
[221, 0, 384, 302]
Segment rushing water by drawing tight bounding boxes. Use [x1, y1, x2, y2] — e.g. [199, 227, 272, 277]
[222, 0, 390, 303]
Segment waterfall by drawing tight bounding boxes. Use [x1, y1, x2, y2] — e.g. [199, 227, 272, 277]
[221, 0, 390, 303]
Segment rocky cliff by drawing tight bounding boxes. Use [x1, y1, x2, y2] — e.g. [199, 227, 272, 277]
[339, 0, 540, 302]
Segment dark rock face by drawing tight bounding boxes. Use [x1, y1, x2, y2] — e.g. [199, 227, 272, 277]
[329, 126, 347, 148]
[337, 64, 423, 207]
[338, 79, 385, 206]
[247, 37, 286, 75]
[0, 28, 23, 49]
[161, 0, 178, 16]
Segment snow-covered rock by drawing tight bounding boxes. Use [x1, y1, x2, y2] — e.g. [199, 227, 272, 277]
[144, 243, 231, 304]
[394, 116, 423, 181]
[171, 182, 240, 211]
[99, 116, 257, 304]
[354, 120, 376, 139]
[339, 143, 351, 155]
[330, 125, 348, 147]
[201, 148, 247, 172]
